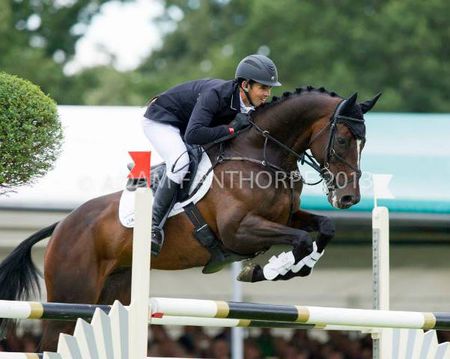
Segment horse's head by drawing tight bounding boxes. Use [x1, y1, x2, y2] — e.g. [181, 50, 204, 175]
[240, 88, 381, 209]
[308, 92, 381, 209]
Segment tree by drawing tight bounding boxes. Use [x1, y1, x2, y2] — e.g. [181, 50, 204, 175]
[2, 0, 448, 111]
[0, 0, 130, 104]
[135, 0, 449, 112]
[0, 73, 63, 194]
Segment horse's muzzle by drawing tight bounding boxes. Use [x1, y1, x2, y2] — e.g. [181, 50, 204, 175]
[339, 194, 360, 208]
[328, 191, 360, 209]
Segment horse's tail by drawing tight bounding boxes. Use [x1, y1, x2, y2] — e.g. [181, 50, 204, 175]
[0, 222, 58, 336]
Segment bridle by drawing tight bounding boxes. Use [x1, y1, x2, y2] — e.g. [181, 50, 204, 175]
[243, 99, 366, 192]
[301, 100, 365, 191]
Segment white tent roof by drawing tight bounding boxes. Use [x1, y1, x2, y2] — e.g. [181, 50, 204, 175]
[1, 106, 162, 209]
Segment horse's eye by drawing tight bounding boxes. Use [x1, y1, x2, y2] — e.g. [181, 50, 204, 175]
[337, 137, 346, 145]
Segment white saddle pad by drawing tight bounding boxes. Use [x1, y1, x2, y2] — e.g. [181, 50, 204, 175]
[119, 152, 214, 228]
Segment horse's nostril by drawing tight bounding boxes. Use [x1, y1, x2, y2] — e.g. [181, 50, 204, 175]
[340, 195, 355, 206]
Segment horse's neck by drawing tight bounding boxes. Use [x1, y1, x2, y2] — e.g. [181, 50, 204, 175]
[233, 95, 335, 170]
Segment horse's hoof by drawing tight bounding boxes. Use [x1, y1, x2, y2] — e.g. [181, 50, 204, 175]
[297, 266, 313, 277]
[237, 263, 265, 282]
[237, 263, 256, 282]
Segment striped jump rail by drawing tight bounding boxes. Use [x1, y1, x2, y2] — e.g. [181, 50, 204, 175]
[0, 299, 373, 332]
[0, 300, 110, 322]
[150, 297, 450, 331]
[3, 298, 450, 332]
[4, 302, 450, 359]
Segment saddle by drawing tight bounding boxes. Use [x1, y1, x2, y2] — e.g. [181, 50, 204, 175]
[126, 145, 250, 273]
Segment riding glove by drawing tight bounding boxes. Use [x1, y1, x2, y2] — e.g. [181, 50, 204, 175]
[229, 113, 251, 134]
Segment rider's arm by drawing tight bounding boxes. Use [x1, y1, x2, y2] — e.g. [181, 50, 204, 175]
[184, 90, 232, 145]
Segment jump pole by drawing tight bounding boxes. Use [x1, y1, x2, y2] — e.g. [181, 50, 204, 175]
[127, 151, 153, 358]
[372, 174, 394, 358]
[372, 205, 390, 358]
[129, 187, 152, 359]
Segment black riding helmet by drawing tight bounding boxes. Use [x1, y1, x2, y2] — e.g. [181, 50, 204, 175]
[235, 54, 282, 87]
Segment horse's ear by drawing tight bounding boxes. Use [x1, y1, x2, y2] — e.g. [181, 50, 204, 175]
[359, 92, 382, 114]
[340, 92, 358, 112]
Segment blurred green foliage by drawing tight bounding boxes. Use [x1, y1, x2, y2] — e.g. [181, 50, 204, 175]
[1, 0, 448, 111]
[0, 72, 63, 193]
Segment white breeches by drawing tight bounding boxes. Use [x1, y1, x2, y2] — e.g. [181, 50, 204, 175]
[142, 117, 190, 184]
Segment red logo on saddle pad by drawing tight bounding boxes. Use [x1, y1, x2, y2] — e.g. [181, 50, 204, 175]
[128, 151, 151, 186]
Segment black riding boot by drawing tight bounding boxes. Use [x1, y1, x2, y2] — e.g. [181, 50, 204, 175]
[151, 175, 179, 256]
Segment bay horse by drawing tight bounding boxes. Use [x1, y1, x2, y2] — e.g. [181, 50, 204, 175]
[0, 87, 380, 350]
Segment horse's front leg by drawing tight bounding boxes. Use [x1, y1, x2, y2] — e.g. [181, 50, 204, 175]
[275, 210, 336, 279]
[290, 210, 336, 252]
[220, 214, 314, 283]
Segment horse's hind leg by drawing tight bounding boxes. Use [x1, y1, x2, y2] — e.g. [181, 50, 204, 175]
[98, 267, 132, 305]
[40, 235, 108, 351]
[40, 321, 75, 351]
[40, 263, 107, 351]
[40, 268, 131, 351]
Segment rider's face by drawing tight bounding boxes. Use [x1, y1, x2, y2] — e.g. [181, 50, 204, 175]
[243, 82, 272, 107]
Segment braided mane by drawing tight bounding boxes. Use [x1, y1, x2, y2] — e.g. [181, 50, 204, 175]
[256, 86, 342, 113]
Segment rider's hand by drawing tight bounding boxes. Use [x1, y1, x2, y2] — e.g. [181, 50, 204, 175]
[228, 113, 250, 135]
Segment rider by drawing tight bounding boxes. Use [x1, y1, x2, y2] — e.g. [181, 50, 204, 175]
[142, 54, 282, 256]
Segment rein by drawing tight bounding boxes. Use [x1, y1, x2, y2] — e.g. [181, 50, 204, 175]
[172, 97, 365, 220]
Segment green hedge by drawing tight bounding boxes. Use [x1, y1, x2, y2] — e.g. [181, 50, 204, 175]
[0, 72, 63, 194]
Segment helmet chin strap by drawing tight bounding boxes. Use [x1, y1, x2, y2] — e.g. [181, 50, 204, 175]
[242, 84, 256, 107]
